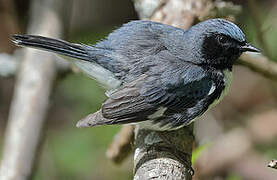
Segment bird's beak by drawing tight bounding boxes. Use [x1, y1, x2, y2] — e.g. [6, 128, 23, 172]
[240, 43, 260, 53]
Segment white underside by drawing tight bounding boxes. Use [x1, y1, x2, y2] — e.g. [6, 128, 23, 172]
[74, 60, 122, 90]
[137, 121, 185, 131]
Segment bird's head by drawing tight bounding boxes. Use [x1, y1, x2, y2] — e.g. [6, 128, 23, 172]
[188, 18, 260, 70]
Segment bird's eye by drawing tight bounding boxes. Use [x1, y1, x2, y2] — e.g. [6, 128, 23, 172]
[217, 35, 228, 44]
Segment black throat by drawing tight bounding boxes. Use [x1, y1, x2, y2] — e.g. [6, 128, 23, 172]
[201, 34, 242, 71]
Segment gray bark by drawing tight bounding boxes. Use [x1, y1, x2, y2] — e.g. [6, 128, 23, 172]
[0, 0, 63, 179]
[134, 126, 194, 180]
[0, 53, 18, 77]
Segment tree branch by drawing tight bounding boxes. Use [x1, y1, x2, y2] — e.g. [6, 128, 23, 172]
[134, 126, 194, 180]
[0, 53, 18, 77]
[237, 53, 277, 81]
[247, 0, 271, 58]
[0, 0, 63, 179]
[0, 51, 70, 78]
[106, 125, 135, 164]
[268, 160, 277, 170]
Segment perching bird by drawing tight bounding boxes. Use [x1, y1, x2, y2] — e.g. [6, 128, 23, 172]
[12, 19, 260, 131]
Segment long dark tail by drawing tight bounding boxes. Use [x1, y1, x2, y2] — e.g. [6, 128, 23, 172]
[12, 34, 90, 61]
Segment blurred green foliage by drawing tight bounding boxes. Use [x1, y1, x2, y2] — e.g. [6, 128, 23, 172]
[238, 4, 277, 61]
[226, 173, 242, 180]
[256, 141, 277, 159]
[191, 143, 212, 165]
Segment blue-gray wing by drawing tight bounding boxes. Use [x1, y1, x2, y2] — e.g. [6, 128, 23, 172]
[85, 64, 223, 129]
[142, 66, 214, 109]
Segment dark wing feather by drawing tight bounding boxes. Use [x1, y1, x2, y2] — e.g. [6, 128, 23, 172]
[76, 63, 222, 128]
[77, 75, 156, 127]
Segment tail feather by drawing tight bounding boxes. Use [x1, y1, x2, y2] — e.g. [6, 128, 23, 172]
[76, 110, 146, 128]
[76, 110, 112, 128]
[12, 34, 122, 89]
[12, 34, 90, 61]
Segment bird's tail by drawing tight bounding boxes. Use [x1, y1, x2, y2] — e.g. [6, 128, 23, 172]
[12, 34, 122, 89]
[12, 34, 90, 61]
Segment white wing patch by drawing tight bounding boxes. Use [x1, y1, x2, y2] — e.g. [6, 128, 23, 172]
[208, 70, 232, 109]
[208, 82, 216, 95]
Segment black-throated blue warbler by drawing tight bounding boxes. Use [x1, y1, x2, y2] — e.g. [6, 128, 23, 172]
[12, 19, 260, 131]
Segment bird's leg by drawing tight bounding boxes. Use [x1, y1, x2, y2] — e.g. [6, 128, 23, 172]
[156, 131, 194, 176]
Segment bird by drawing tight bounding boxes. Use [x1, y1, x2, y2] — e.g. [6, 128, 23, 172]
[12, 18, 260, 131]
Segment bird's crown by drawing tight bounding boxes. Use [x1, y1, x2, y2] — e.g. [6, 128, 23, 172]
[193, 18, 246, 43]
